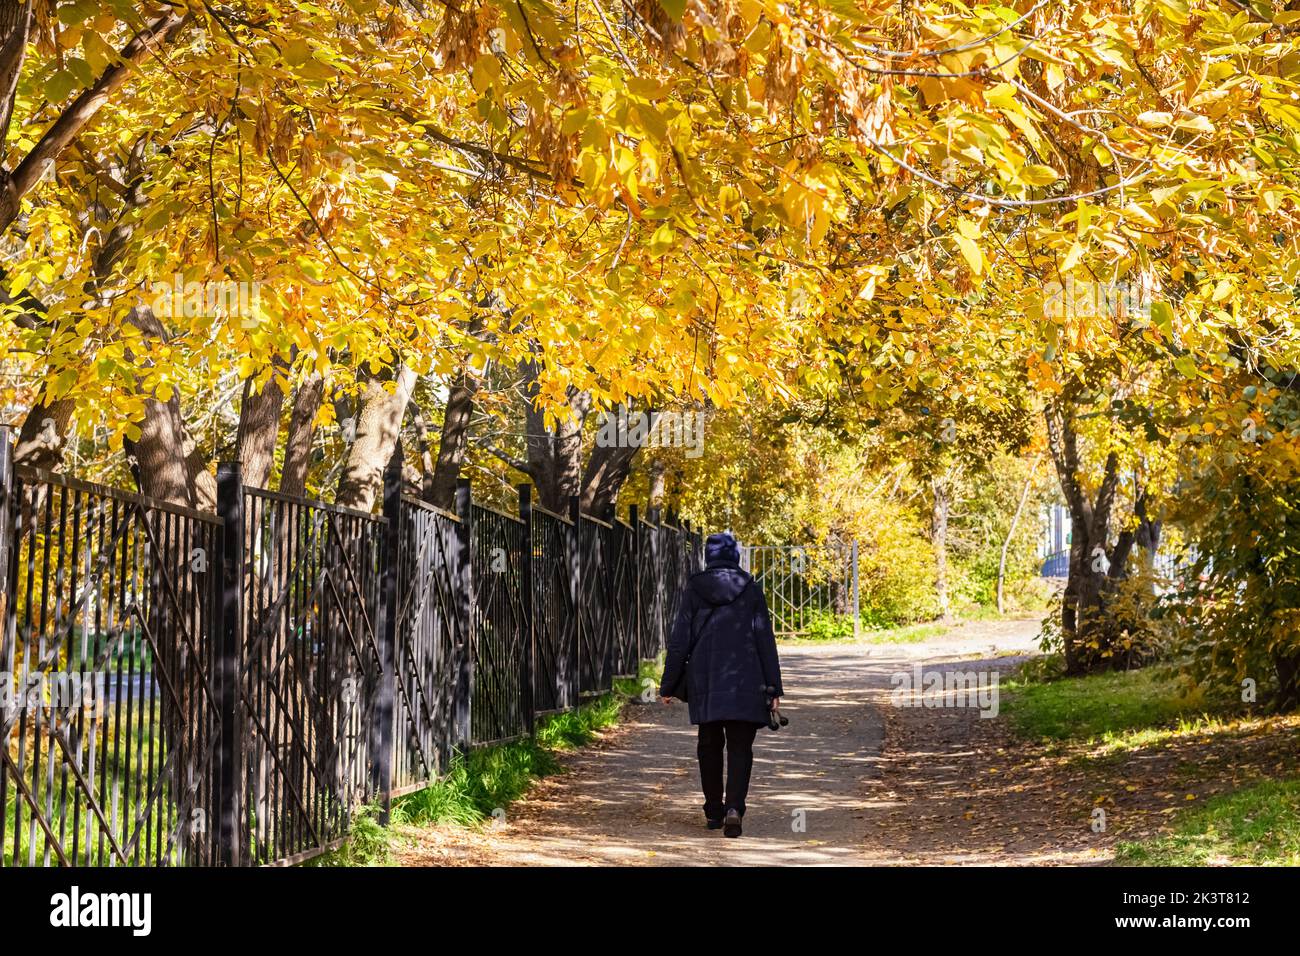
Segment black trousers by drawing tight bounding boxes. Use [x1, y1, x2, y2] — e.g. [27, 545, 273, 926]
[697, 720, 761, 820]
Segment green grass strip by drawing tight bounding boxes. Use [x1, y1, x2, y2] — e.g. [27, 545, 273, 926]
[310, 663, 657, 865]
[1115, 778, 1300, 866]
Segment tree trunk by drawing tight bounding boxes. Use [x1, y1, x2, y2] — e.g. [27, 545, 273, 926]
[1134, 488, 1161, 574]
[235, 372, 285, 490]
[997, 456, 1038, 614]
[930, 476, 952, 623]
[427, 370, 479, 510]
[407, 400, 438, 502]
[648, 457, 667, 510]
[335, 364, 417, 513]
[1272, 651, 1300, 712]
[1046, 395, 1121, 673]
[122, 308, 216, 509]
[521, 355, 589, 512]
[279, 373, 323, 497]
[14, 396, 76, 471]
[579, 423, 646, 516]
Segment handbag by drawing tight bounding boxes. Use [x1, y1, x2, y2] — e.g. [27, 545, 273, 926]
[665, 606, 716, 703]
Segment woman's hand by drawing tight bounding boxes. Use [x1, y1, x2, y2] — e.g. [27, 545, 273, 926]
[660, 696, 674, 704]
[769, 696, 781, 710]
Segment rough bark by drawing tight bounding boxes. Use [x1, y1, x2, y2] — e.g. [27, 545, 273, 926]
[427, 370, 479, 510]
[14, 397, 76, 471]
[579, 432, 643, 516]
[121, 309, 216, 510]
[335, 364, 417, 512]
[235, 371, 286, 490]
[279, 373, 324, 497]
[1046, 394, 1122, 673]
[520, 356, 589, 512]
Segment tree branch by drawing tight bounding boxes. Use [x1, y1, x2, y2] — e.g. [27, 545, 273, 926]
[0, 11, 191, 233]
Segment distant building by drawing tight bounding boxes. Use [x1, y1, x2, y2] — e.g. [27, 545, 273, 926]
[1040, 503, 1071, 578]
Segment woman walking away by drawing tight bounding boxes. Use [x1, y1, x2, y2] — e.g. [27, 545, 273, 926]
[659, 532, 784, 838]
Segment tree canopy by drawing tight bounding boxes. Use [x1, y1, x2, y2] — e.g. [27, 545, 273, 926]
[3, 0, 1300, 690]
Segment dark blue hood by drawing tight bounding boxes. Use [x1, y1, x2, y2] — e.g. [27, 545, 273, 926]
[689, 566, 752, 606]
[704, 532, 740, 566]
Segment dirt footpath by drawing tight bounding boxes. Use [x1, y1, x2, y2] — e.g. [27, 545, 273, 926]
[397, 619, 1042, 866]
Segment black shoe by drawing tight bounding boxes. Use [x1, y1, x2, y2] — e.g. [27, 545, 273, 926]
[706, 817, 724, 830]
[723, 809, 742, 838]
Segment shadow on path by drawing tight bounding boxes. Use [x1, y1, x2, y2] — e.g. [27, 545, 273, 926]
[399, 619, 1043, 866]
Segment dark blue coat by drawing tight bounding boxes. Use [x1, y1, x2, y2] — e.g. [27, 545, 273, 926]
[658, 560, 784, 725]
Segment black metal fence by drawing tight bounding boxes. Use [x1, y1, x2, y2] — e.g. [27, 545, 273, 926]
[0, 434, 700, 866]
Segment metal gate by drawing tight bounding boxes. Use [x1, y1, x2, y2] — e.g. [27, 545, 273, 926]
[740, 541, 856, 638]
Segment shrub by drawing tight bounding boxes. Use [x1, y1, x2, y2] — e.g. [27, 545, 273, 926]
[857, 514, 939, 625]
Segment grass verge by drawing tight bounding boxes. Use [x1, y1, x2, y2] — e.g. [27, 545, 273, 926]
[780, 610, 1029, 646]
[1001, 664, 1218, 748]
[859, 621, 950, 645]
[1115, 778, 1300, 865]
[308, 663, 657, 866]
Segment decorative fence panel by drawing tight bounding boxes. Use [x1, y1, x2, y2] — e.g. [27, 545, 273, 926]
[639, 520, 669, 661]
[740, 542, 854, 637]
[238, 487, 385, 866]
[633, 519, 702, 662]
[390, 497, 462, 794]
[531, 504, 575, 715]
[469, 503, 528, 747]
[577, 514, 614, 697]
[609, 519, 639, 679]
[0, 431, 701, 867]
[1, 467, 223, 867]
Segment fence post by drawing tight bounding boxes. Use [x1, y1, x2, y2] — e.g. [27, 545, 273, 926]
[851, 538, 861, 640]
[215, 462, 244, 867]
[602, 503, 617, 683]
[683, 519, 691, 582]
[0, 426, 12, 635]
[453, 478, 474, 750]
[517, 484, 535, 735]
[0, 427, 14, 712]
[371, 444, 402, 821]
[629, 504, 641, 667]
[648, 503, 661, 657]
[567, 494, 581, 706]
